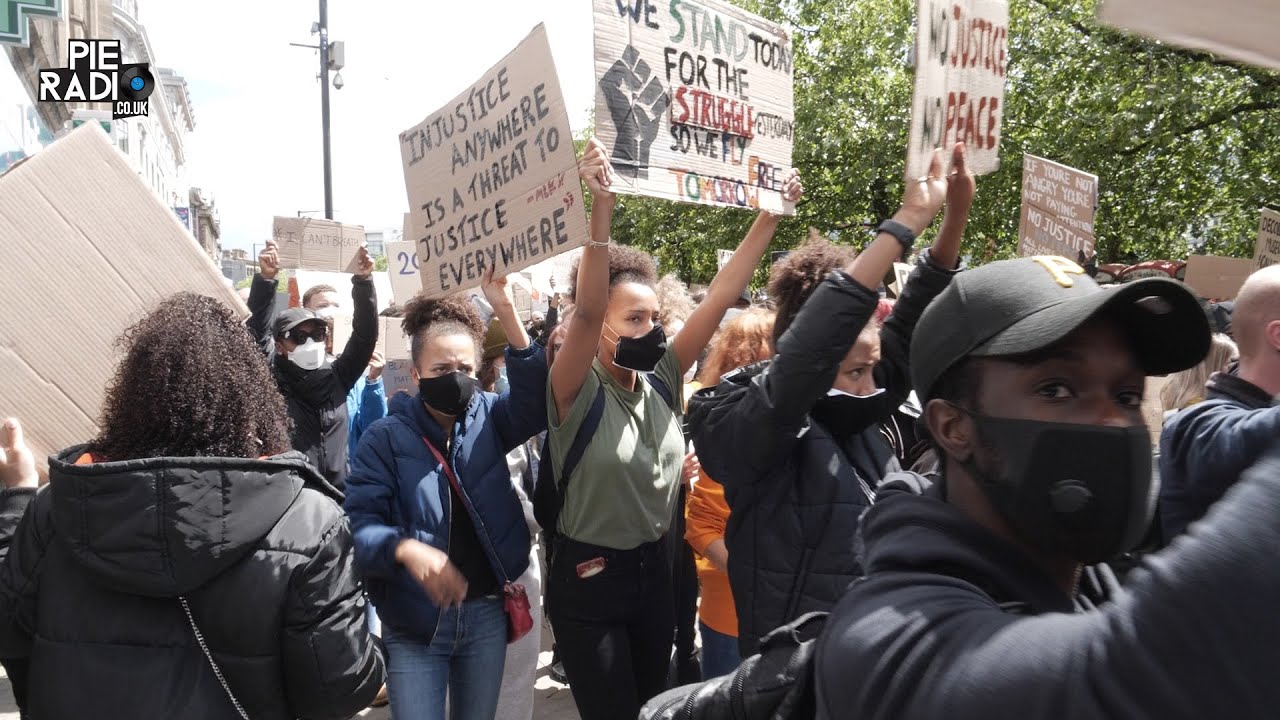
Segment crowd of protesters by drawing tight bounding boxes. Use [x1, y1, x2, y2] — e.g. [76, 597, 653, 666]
[0, 133, 1278, 720]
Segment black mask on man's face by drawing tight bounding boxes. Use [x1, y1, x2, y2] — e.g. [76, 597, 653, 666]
[812, 388, 897, 438]
[961, 410, 1155, 564]
[418, 372, 476, 417]
[606, 324, 667, 373]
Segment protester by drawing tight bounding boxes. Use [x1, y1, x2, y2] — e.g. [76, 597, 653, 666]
[0, 293, 384, 719]
[687, 144, 971, 655]
[1159, 265, 1280, 545]
[685, 308, 776, 679]
[1159, 333, 1237, 421]
[543, 138, 802, 719]
[349, 351, 388, 468]
[811, 245, 1237, 717]
[344, 269, 546, 720]
[249, 240, 380, 490]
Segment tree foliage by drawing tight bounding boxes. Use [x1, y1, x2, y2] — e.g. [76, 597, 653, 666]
[601, 0, 1279, 285]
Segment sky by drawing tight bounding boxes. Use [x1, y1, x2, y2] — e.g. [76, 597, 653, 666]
[139, 0, 597, 252]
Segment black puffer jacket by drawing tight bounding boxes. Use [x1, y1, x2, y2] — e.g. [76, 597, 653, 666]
[0, 447, 384, 720]
[688, 252, 956, 654]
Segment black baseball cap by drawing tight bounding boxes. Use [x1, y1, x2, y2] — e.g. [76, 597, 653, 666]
[911, 256, 1211, 402]
[274, 308, 323, 338]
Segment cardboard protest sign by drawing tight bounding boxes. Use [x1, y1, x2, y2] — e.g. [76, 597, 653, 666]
[888, 262, 914, 298]
[399, 25, 588, 299]
[593, 0, 795, 214]
[1183, 255, 1253, 300]
[383, 359, 417, 400]
[272, 217, 367, 272]
[0, 125, 243, 479]
[1098, 0, 1280, 72]
[717, 249, 734, 270]
[907, 0, 1010, 179]
[1017, 154, 1098, 259]
[385, 240, 422, 305]
[330, 317, 409, 362]
[1251, 207, 1280, 270]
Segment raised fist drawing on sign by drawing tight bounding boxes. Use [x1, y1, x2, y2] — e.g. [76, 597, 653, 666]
[600, 45, 670, 180]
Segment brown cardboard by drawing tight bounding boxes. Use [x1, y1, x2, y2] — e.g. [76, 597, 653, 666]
[1017, 154, 1097, 259]
[1183, 255, 1254, 300]
[272, 216, 367, 272]
[1251, 207, 1280, 270]
[0, 124, 244, 477]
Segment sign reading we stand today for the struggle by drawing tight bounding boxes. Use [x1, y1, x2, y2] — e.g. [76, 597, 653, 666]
[907, 0, 1010, 179]
[398, 25, 587, 299]
[593, 0, 795, 215]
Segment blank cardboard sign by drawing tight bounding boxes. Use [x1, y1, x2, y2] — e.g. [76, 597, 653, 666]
[0, 125, 243, 477]
[1182, 255, 1254, 300]
[1098, 0, 1280, 72]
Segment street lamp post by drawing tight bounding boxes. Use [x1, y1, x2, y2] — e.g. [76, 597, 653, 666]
[318, 0, 333, 220]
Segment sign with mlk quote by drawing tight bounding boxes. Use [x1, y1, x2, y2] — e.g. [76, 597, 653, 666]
[399, 25, 587, 299]
[906, 0, 1009, 179]
[593, 0, 795, 215]
[1017, 154, 1098, 260]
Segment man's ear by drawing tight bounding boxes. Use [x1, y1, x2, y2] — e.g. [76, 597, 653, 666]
[922, 398, 977, 465]
[1265, 319, 1280, 353]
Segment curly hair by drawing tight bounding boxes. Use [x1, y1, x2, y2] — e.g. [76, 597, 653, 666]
[566, 245, 658, 303]
[698, 309, 776, 386]
[401, 295, 486, 366]
[92, 292, 290, 460]
[655, 274, 697, 329]
[767, 235, 857, 345]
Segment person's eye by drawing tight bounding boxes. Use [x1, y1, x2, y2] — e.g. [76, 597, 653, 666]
[1035, 382, 1074, 400]
[848, 368, 864, 379]
[1117, 391, 1144, 408]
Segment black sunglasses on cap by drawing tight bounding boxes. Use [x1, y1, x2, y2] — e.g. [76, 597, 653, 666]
[288, 325, 328, 344]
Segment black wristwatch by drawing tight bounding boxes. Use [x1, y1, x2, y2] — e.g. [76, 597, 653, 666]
[876, 219, 917, 261]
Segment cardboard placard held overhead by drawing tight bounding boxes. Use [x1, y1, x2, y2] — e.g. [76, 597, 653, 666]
[385, 240, 422, 305]
[907, 0, 1010, 179]
[593, 0, 795, 214]
[1017, 154, 1098, 259]
[272, 217, 367, 272]
[0, 125, 243, 479]
[1183, 255, 1253, 300]
[1098, 0, 1280, 73]
[1251, 207, 1280, 270]
[399, 24, 588, 299]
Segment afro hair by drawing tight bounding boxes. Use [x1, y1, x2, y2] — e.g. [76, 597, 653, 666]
[401, 294, 486, 366]
[566, 244, 658, 303]
[767, 235, 857, 344]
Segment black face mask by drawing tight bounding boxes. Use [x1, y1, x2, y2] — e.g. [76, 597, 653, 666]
[812, 388, 897, 438]
[418, 372, 476, 417]
[608, 324, 667, 373]
[962, 411, 1155, 564]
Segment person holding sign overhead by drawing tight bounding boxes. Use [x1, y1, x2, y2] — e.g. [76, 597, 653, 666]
[542, 138, 803, 719]
[247, 242, 380, 491]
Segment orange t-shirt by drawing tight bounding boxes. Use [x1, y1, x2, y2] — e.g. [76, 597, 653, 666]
[685, 469, 736, 637]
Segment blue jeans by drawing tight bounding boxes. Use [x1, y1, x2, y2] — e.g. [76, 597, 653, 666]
[699, 621, 742, 680]
[383, 597, 508, 720]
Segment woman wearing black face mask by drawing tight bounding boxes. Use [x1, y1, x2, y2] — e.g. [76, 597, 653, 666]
[344, 269, 547, 720]
[542, 139, 803, 720]
[687, 144, 973, 656]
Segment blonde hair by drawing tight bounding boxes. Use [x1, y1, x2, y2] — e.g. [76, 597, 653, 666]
[698, 309, 776, 386]
[1161, 333, 1238, 412]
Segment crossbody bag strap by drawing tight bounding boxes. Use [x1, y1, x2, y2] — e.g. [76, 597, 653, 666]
[421, 437, 513, 586]
[180, 596, 250, 720]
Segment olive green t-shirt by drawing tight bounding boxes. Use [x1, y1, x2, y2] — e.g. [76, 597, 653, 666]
[547, 348, 685, 550]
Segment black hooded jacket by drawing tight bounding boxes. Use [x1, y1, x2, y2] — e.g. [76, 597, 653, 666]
[687, 252, 956, 654]
[815, 454, 1280, 720]
[249, 272, 379, 490]
[0, 447, 384, 720]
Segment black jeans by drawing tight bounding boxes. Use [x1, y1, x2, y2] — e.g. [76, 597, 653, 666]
[670, 487, 702, 685]
[547, 536, 675, 720]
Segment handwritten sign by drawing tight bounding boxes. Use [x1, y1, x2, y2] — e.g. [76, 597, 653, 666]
[383, 359, 417, 399]
[1252, 207, 1280, 270]
[716, 248, 734, 270]
[398, 25, 587, 300]
[907, 0, 1009, 179]
[1017, 154, 1098, 259]
[593, 0, 795, 214]
[385, 240, 422, 305]
[272, 217, 367, 272]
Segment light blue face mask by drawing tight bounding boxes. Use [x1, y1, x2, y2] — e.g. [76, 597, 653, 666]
[495, 366, 510, 395]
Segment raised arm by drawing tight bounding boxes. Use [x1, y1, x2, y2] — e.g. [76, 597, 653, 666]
[332, 247, 379, 391]
[246, 241, 281, 358]
[671, 172, 803, 375]
[481, 268, 548, 449]
[551, 138, 614, 423]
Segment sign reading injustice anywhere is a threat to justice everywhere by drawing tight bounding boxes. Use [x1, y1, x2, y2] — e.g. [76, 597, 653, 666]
[1017, 154, 1098, 260]
[399, 24, 587, 299]
[271, 217, 367, 273]
[593, 0, 795, 215]
[906, 0, 1009, 179]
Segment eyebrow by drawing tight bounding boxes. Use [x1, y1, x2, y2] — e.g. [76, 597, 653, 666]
[1007, 346, 1086, 367]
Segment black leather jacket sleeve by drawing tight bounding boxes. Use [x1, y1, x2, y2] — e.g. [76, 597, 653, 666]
[246, 273, 280, 360]
[332, 276, 379, 393]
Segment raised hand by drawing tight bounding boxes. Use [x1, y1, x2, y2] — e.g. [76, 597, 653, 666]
[946, 143, 976, 212]
[367, 351, 385, 382]
[259, 240, 280, 280]
[578, 137, 616, 203]
[599, 44, 670, 179]
[352, 245, 374, 279]
[899, 147, 950, 235]
[480, 265, 514, 310]
[0, 418, 38, 490]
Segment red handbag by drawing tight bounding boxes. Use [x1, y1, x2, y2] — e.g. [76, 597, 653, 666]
[423, 438, 534, 644]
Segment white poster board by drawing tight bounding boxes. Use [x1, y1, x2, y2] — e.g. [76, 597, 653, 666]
[907, 0, 1010, 179]
[399, 25, 588, 299]
[1098, 0, 1280, 72]
[385, 240, 422, 305]
[593, 0, 795, 214]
